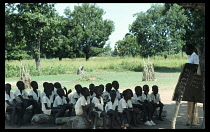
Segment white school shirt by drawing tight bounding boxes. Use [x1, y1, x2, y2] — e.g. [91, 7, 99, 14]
[131, 93, 144, 104]
[41, 91, 54, 104]
[149, 92, 161, 104]
[14, 89, 29, 102]
[105, 98, 119, 112]
[75, 96, 90, 115]
[118, 97, 133, 113]
[142, 93, 151, 102]
[90, 92, 96, 100]
[54, 88, 58, 97]
[187, 52, 199, 64]
[53, 96, 67, 107]
[92, 96, 104, 111]
[113, 89, 121, 100]
[102, 91, 110, 103]
[5, 92, 15, 113]
[70, 92, 82, 105]
[29, 89, 41, 102]
[42, 95, 52, 115]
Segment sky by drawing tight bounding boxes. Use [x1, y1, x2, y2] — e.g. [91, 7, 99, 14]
[54, 3, 158, 50]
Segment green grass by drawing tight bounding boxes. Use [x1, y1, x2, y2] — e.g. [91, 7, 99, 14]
[5, 55, 188, 78]
[5, 55, 187, 93]
[5, 71, 180, 93]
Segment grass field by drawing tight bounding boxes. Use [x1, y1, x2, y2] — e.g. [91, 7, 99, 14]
[5, 71, 181, 93]
[5, 55, 187, 93]
[5, 55, 187, 77]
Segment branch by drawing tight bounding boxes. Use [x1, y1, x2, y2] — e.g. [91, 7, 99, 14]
[178, 3, 205, 13]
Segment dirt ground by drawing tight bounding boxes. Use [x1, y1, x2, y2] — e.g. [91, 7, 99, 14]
[5, 90, 204, 129]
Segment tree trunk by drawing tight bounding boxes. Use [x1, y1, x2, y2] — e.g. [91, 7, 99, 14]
[197, 43, 205, 129]
[35, 38, 41, 74]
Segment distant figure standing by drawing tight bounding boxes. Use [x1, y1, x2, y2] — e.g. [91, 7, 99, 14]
[185, 43, 199, 126]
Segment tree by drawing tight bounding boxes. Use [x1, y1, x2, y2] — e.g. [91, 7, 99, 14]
[64, 3, 114, 60]
[168, 3, 205, 129]
[6, 3, 61, 73]
[115, 33, 139, 57]
[5, 3, 29, 61]
[129, 4, 188, 57]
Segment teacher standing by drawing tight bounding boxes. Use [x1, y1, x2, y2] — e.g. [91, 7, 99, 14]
[185, 43, 200, 126]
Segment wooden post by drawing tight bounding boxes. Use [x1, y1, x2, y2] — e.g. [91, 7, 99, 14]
[171, 94, 183, 129]
[190, 102, 196, 128]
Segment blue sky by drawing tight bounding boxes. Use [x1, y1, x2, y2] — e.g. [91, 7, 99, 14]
[54, 3, 162, 50]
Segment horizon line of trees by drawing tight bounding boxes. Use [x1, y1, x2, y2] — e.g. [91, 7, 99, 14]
[5, 3, 204, 72]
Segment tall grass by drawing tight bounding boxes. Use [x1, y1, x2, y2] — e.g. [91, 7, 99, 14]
[5, 54, 188, 78]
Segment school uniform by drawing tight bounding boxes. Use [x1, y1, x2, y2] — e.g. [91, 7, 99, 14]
[113, 89, 121, 100]
[70, 92, 82, 106]
[29, 89, 41, 102]
[149, 92, 161, 104]
[92, 96, 104, 111]
[14, 89, 34, 110]
[42, 95, 52, 115]
[102, 91, 110, 104]
[131, 93, 144, 104]
[5, 92, 15, 113]
[53, 95, 67, 107]
[105, 98, 118, 113]
[90, 92, 96, 100]
[92, 96, 104, 117]
[41, 91, 54, 104]
[142, 93, 151, 102]
[14, 89, 29, 102]
[75, 95, 91, 115]
[54, 88, 59, 98]
[118, 97, 132, 113]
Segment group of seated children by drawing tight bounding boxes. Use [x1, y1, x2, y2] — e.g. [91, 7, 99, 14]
[5, 80, 164, 129]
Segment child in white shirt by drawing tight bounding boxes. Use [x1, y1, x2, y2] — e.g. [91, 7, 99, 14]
[105, 90, 120, 129]
[91, 86, 107, 129]
[53, 88, 73, 117]
[150, 85, 164, 121]
[5, 83, 20, 126]
[29, 81, 42, 114]
[75, 87, 98, 129]
[142, 85, 156, 126]
[118, 89, 138, 129]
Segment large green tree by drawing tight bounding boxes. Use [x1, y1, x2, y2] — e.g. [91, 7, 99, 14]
[5, 3, 29, 60]
[115, 33, 139, 57]
[6, 3, 61, 73]
[64, 3, 114, 60]
[129, 4, 188, 57]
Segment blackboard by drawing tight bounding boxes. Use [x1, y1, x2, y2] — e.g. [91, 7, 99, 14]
[172, 63, 203, 103]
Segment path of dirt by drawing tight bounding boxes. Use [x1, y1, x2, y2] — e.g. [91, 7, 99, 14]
[5, 90, 204, 129]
